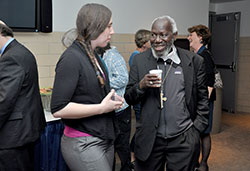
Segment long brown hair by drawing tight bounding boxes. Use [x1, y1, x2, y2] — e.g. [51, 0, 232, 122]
[76, 3, 112, 87]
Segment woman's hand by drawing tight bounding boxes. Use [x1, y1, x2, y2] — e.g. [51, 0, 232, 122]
[52, 89, 124, 119]
[101, 89, 123, 113]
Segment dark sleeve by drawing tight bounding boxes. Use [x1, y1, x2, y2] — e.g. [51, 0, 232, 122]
[125, 54, 146, 105]
[0, 56, 24, 128]
[200, 50, 215, 87]
[50, 52, 81, 113]
[193, 56, 210, 133]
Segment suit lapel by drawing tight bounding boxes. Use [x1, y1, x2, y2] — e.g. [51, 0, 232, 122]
[145, 50, 158, 70]
[177, 48, 193, 104]
[145, 50, 161, 107]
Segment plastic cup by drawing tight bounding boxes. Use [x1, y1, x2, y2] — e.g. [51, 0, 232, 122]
[149, 69, 162, 87]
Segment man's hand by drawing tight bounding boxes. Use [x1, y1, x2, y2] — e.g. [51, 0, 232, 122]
[139, 74, 161, 89]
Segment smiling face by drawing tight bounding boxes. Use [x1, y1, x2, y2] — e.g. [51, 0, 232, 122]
[91, 18, 114, 49]
[150, 19, 175, 57]
[187, 31, 202, 53]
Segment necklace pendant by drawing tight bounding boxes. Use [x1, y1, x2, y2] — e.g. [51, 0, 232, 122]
[159, 61, 172, 109]
[160, 91, 167, 109]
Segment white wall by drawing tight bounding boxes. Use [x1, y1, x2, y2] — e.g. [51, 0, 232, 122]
[53, 0, 209, 35]
[209, 3, 216, 12]
[212, 1, 250, 37]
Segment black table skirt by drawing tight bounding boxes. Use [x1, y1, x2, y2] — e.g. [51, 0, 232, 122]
[34, 120, 69, 171]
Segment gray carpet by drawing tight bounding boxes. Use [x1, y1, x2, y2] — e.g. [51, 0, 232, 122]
[209, 112, 250, 171]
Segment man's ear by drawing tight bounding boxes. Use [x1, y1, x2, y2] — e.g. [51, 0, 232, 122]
[173, 32, 178, 40]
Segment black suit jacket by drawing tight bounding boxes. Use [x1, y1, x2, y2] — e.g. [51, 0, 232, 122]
[0, 39, 46, 149]
[125, 47, 209, 161]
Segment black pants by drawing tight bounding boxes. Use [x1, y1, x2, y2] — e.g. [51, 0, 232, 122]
[114, 107, 132, 171]
[0, 142, 35, 171]
[136, 126, 200, 171]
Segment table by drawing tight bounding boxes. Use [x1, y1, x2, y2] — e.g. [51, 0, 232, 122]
[34, 111, 69, 171]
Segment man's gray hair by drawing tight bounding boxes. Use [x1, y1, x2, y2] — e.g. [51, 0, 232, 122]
[152, 15, 178, 34]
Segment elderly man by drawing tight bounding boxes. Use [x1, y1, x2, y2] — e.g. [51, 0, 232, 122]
[125, 16, 209, 171]
[0, 21, 46, 170]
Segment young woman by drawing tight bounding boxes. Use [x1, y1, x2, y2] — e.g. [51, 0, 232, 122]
[51, 3, 123, 171]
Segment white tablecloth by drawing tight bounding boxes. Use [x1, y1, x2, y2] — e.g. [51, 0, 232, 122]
[44, 110, 61, 122]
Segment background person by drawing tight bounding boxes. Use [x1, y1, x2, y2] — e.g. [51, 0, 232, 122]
[125, 15, 209, 171]
[0, 20, 46, 171]
[97, 43, 132, 171]
[128, 29, 151, 168]
[128, 29, 151, 68]
[187, 24, 216, 171]
[50, 4, 123, 171]
[61, 28, 78, 48]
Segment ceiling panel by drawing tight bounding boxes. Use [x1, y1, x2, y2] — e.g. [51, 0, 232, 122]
[210, 0, 245, 3]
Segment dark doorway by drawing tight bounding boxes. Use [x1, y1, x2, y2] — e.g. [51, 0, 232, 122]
[174, 38, 190, 50]
[209, 12, 241, 113]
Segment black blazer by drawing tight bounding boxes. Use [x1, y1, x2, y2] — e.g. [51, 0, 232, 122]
[0, 39, 46, 149]
[125, 47, 209, 161]
[51, 40, 117, 141]
[199, 48, 216, 101]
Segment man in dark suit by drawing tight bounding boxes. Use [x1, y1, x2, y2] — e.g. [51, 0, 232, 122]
[0, 21, 46, 170]
[125, 16, 209, 171]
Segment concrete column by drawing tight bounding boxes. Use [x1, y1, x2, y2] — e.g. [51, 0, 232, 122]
[212, 88, 223, 134]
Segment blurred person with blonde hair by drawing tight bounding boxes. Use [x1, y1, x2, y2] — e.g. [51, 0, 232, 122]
[129, 29, 151, 67]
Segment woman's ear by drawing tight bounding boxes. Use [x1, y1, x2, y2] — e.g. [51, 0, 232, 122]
[199, 36, 203, 44]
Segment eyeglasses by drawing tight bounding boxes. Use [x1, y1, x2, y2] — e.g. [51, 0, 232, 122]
[150, 32, 172, 40]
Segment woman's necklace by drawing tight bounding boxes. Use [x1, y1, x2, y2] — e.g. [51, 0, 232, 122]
[159, 60, 173, 109]
[94, 57, 106, 81]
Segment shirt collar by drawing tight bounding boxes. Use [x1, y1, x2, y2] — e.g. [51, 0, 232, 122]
[0, 38, 14, 55]
[197, 45, 206, 55]
[160, 45, 180, 64]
